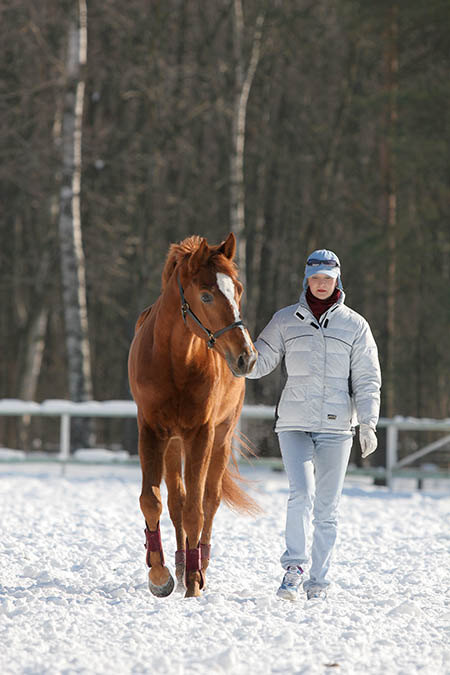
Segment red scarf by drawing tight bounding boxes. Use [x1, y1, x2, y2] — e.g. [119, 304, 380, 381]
[306, 287, 341, 322]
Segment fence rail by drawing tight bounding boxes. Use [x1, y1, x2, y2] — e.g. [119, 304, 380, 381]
[1, 399, 449, 488]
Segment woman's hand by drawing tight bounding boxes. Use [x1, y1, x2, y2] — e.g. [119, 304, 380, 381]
[359, 424, 377, 458]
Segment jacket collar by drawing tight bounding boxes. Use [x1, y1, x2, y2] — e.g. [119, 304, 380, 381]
[295, 289, 345, 322]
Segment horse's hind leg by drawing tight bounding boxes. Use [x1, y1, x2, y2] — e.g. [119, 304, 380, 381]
[138, 420, 174, 598]
[164, 437, 186, 590]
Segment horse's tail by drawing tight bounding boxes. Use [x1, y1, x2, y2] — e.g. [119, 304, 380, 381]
[221, 437, 262, 516]
[221, 465, 261, 516]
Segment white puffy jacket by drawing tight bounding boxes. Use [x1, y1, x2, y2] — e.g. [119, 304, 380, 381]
[247, 291, 381, 434]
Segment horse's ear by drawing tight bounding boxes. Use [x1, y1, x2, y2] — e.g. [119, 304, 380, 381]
[218, 232, 236, 260]
[189, 238, 210, 274]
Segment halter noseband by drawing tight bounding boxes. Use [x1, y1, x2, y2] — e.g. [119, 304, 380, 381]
[177, 274, 244, 349]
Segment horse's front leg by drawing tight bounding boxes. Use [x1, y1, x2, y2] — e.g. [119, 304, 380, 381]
[200, 420, 234, 577]
[138, 419, 174, 598]
[164, 437, 186, 591]
[183, 423, 214, 598]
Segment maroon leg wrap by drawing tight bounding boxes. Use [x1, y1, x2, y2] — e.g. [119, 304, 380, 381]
[175, 549, 186, 565]
[144, 522, 165, 567]
[185, 539, 204, 589]
[186, 545, 201, 571]
[200, 543, 211, 562]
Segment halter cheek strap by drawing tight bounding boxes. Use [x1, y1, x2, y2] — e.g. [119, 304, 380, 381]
[177, 274, 244, 349]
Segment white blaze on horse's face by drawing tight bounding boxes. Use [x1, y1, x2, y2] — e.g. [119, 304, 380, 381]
[216, 272, 253, 350]
[216, 273, 240, 320]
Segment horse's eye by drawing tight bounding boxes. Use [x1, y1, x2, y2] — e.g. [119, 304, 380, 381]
[201, 292, 213, 304]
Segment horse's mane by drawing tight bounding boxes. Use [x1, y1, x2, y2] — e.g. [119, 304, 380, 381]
[161, 235, 237, 290]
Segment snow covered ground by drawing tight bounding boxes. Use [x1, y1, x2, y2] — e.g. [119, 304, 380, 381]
[0, 461, 449, 675]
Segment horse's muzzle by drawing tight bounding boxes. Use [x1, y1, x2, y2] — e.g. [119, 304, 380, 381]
[227, 349, 257, 378]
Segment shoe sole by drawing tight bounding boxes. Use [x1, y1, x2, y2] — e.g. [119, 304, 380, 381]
[276, 588, 298, 601]
[306, 592, 327, 601]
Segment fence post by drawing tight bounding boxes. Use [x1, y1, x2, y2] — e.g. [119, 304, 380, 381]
[59, 414, 71, 475]
[386, 423, 398, 489]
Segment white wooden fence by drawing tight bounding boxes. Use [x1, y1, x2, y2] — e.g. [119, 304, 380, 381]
[1, 399, 449, 488]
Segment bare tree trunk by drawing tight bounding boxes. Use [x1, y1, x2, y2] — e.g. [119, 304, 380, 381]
[246, 158, 266, 333]
[381, 4, 398, 418]
[230, 2, 264, 295]
[17, 306, 49, 450]
[17, 97, 62, 448]
[18, 309, 48, 401]
[58, 0, 93, 448]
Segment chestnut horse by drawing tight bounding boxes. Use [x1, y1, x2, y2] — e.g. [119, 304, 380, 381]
[128, 233, 257, 598]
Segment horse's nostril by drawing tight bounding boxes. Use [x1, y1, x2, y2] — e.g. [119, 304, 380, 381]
[237, 355, 246, 371]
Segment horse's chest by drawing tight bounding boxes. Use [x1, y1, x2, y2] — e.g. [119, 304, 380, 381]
[178, 378, 217, 416]
[152, 373, 220, 429]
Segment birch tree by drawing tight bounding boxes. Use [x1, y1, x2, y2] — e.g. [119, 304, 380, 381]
[58, 0, 93, 447]
[381, 3, 398, 418]
[230, 1, 264, 295]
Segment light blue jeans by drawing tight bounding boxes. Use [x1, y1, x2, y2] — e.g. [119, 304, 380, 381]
[278, 430, 353, 590]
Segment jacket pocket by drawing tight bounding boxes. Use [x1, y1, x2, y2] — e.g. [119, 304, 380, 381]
[324, 386, 352, 426]
[281, 385, 306, 401]
[278, 386, 308, 422]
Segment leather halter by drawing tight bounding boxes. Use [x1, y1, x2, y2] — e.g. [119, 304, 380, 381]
[177, 274, 244, 349]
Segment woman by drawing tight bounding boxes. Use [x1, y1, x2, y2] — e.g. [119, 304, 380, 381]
[247, 249, 381, 600]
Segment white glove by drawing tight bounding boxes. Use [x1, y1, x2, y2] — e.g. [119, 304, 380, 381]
[359, 423, 377, 458]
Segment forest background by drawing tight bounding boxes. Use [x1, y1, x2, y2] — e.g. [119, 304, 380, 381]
[1, 0, 449, 461]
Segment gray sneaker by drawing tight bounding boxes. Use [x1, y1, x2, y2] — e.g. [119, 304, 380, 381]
[306, 587, 327, 600]
[276, 565, 304, 601]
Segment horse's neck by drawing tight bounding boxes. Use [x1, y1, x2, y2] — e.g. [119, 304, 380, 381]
[155, 282, 211, 374]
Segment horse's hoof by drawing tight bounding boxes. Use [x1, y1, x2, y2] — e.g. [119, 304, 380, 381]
[148, 570, 175, 598]
[175, 580, 186, 594]
[175, 563, 186, 592]
[184, 582, 202, 598]
[184, 571, 204, 598]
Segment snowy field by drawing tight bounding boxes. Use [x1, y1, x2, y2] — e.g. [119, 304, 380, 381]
[0, 461, 449, 675]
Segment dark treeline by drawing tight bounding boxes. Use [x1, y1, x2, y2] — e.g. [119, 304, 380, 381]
[1, 1, 449, 456]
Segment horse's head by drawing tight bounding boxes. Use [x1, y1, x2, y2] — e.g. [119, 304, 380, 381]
[178, 233, 257, 377]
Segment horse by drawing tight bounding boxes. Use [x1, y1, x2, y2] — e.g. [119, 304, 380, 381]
[128, 233, 258, 598]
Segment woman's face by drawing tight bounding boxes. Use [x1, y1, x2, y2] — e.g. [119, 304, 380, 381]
[308, 274, 337, 299]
